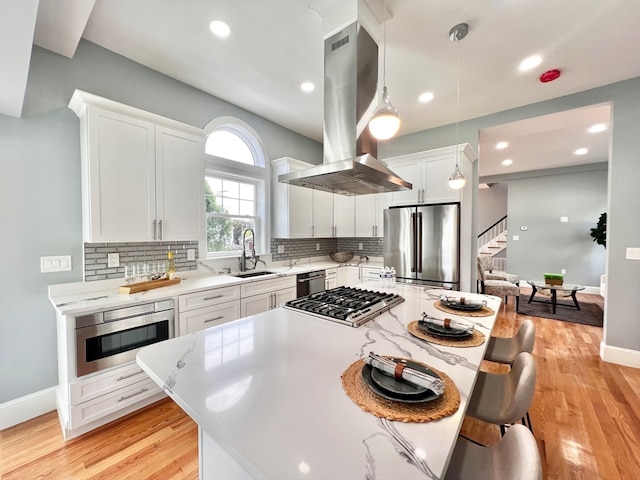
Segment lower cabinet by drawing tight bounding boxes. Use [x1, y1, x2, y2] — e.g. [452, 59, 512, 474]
[337, 266, 361, 287]
[240, 275, 297, 317]
[325, 268, 338, 290]
[178, 285, 241, 335]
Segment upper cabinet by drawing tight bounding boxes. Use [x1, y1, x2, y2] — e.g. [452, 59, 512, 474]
[385, 145, 476, 206]
[69, 90, 204, 243]
[355, 192, 389, 237]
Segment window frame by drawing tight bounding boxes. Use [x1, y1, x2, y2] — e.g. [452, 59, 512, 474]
[202, 117, 270, 259]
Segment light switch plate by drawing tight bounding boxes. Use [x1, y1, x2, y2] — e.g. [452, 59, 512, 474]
[626, 247, 640, 260]
[358, 243, 364, 250]
[277, 245, 284, 254]
[512, 235, 519, 241]
[187, 249, 196, 261]
[560, 216, 569, 223]
[41, 255, 72, 273]
[316, 243, 320, 250]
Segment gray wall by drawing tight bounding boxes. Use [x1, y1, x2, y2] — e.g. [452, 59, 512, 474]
[478, 183, 508, 233]
[507, 167, 607, 286]
[381, 76, 640, 355]
[0, 41, 322, 404]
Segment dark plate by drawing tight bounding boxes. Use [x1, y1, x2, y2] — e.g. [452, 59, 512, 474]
[440, 298, 485, 311]
[361, 361, 443, 404]
[418, 321, 473, 339]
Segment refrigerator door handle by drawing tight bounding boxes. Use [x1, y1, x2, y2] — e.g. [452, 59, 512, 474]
[411, 212, 416, 272]
[417, 212, 423, 273]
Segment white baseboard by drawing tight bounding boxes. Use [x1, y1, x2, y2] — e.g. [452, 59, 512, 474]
[581, 285, 601, 295]
[600, 342, 640, 368]
[0, 386, 57, 430]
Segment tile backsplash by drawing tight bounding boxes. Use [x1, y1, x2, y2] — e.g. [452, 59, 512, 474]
[84, 241, 199, 282]
[271, 237, 383, 261]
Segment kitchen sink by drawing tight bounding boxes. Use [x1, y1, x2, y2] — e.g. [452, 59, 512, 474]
[231, 271, 274, 278]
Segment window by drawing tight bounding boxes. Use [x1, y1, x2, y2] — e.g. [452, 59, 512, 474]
[205, 175, 257, 254]
[203, 117, 269, 257]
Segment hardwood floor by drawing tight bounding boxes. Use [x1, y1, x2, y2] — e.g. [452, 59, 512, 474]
[1, 292, 638, 479]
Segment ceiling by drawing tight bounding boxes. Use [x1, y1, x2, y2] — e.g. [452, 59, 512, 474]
[2, 0, 639, 177]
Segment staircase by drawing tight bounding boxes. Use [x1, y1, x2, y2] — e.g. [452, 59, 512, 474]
[478, 216, 508, 270]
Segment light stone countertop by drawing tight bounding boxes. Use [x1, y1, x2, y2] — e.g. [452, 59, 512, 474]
[136, 282, 501, 480]
[48, 260, 384, 317]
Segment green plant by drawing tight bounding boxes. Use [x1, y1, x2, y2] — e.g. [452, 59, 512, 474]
[590, 212, 607, 248]
[544, 273, 564, 280]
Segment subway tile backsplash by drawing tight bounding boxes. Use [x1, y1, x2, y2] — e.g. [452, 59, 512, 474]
[271, 237, 384, 261]
[84, 241, 199, 282]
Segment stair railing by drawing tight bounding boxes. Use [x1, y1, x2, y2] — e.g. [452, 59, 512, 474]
[477, 215, 507, 253]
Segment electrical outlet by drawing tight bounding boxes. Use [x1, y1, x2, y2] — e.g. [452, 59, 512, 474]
[359, 243, 363, 250]
[512, 235, 519, 241]
[277, 245, 284, 254]
[561, 269, 566, 274]
[187, 249, 196, 261]
[560, 216, 569, 223]
[316, 243, 320, 250]
[107, 253, 120, 267]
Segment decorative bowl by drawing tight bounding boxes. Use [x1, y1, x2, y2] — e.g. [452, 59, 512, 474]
[330, 251, 354, 263]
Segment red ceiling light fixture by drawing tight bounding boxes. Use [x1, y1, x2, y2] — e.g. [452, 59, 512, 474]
[539, 69, 561, 83]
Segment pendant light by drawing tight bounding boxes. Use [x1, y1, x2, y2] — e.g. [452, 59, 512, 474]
[368, 11, 400, 140]
[448, 23, 468, 190]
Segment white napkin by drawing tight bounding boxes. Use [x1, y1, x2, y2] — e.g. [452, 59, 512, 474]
[420, 313, 474, 333]
[440, 295, 487, 308]
[366, 352, 445, 395]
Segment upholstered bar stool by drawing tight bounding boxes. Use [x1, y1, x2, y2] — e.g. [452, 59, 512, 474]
[466, 352, 537, 436]
[485, 320, 536, 365]
[444, 424, 542, 480]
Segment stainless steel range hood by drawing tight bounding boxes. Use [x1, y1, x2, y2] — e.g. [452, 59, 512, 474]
[279, 19, 411, 196]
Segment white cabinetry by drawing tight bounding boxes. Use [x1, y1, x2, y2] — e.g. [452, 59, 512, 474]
[69, 90, 204, 243]
[325, 268, 338, 289]
[178, 285, 241, 335]
[271, 157, 356, 238]
[361, 266, 382, 282]
[240, 275, 297, 317]
[386, 145, 475, 207]
[355, 193, 389, 237]
[337, 265, 361, 287]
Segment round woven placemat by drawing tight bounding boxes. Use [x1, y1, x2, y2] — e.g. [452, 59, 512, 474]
[407, 321, 485, 347]
[434, 300, 495, 317]
[341, 358, 460, 423]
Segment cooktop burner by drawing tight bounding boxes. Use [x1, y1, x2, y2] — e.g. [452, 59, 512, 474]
[284, 286, 404, 327]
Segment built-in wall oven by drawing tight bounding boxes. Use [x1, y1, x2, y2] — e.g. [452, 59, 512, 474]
[296, 270, 326, 298]
[75, 299, 174, 377]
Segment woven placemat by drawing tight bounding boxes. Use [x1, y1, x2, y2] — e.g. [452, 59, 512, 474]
[407, 321, 485, 347]
[434, 300, 495, 317]
[341, 358, 460, 423]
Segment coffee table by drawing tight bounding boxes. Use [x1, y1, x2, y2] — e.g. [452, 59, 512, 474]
[526, 280, 585, 314]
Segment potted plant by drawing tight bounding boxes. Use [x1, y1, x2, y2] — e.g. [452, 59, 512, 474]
[590, 212, 606, 248]
[544, 273, 564, 285]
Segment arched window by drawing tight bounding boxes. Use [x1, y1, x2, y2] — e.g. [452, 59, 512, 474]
[203, 117, 269, 257]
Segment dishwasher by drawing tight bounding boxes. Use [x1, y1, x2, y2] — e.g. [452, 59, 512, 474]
[296, 270, 326, 298]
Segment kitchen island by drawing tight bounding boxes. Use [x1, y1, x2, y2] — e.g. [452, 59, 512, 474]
[136, 282, 500, 479]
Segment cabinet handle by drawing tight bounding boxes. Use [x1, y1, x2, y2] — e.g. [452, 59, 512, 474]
[118, 387, 149, 402]
[117, 370, 143, 381]
[205, 315, 224, 323]
[152, 219, 157, 240]
[204, 294, 224, 301]
[158, 219, 163, 240]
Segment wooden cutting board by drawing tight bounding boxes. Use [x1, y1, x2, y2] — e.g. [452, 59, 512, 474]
[119, 277, 181, 294]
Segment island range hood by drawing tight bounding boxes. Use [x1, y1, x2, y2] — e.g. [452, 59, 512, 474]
[278, 20, 412, 196]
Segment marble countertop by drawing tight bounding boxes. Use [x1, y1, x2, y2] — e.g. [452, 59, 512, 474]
[136, 282, 500, 480]
[48, 260, 383, 317]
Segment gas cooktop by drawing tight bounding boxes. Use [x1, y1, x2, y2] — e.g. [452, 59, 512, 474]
[284, 287, 404, 327]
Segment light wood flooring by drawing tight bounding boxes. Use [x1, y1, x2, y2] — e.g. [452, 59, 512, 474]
[1, 292, 639, 479]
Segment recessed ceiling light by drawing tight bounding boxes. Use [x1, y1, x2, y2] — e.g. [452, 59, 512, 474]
[209, 20, 230, 38]
[418, 92, 434, 103]
[301, 82, 315, 92]
[588, 123, 607, 133]
[519, 55, 542, 72]
[501, 159, 513, 166]
[574, 148, 589, 155]
[496, 141, 508, 150]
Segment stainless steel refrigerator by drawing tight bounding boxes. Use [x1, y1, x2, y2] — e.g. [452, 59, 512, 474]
[383, 203, 460, 288]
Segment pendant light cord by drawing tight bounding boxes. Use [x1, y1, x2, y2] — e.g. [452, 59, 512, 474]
[455, 32, 460, 167]
[382, 15, 387, 88]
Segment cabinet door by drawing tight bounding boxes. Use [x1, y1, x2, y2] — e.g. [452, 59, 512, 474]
[313, 190, 334, 237]
[240, 292, 272, 317]
[424, 156, 461, 203]
[387, 160, 422, 206]
[274, 287, 296, 308]
[288, 185, 314, 238]
[333, 195, 355, 237]
[85, 107, 156, 242]
[345, 266, 361, 286]
[155, 126, 204, 241]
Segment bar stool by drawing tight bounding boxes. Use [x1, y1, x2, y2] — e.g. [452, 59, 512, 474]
[485, 320, 536, 365]
[466, 352, 537, 436]
[444, 424, 542, 480]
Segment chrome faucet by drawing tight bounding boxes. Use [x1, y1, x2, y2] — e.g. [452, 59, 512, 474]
[240, 228, 256, 272]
